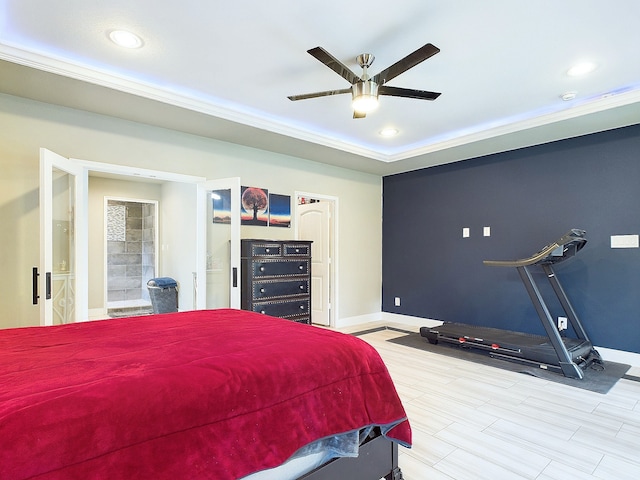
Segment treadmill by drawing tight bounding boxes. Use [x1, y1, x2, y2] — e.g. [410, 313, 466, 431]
[420, 229, 603, 379]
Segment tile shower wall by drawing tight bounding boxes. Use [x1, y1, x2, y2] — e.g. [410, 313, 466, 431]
[107, 200, 155, 304]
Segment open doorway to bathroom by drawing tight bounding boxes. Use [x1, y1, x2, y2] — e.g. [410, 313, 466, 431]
[105, 198, 158, 317]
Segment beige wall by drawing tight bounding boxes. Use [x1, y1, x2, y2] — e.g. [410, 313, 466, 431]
[0, 93, 382, 328]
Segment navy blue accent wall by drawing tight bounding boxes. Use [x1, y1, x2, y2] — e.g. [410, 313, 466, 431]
[382, 123, 640, 353]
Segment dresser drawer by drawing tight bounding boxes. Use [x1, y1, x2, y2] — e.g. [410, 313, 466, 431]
[290, 316, 311, 325]
[252, 278, 309, 300]
[252, 259, 309, 277]
[284, 243, 311, 257]
[248, 243, 282, 257]
[251, 298, 310, 318]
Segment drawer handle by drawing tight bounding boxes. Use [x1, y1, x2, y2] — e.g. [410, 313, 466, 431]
[295, 248, 300, 253]
[265, 248, 270, 253]
[259, 266, 265, 272]
[299, 305, 305, 310]
[260, 288, 265, 293]
[260, 310, 266, 314]
[298, 265, 304, 270]
[299, 285, 304, 290]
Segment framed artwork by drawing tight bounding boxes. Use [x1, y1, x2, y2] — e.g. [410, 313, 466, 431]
[269, 194, 291, 228]
[212, 189, 231, 224]
[241, 186, 269, 226]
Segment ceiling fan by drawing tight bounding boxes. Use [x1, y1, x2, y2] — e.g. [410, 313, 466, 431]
[288, 43, 441, 118]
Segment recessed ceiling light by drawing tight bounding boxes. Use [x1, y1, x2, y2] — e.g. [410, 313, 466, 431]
[561, 91, 577, 101]
[567, 61, 597, 77]
[109, 30, 143, 49]
[379, 127, 399, 138]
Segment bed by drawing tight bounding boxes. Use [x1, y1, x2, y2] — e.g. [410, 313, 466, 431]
[0, 309, 410, 479]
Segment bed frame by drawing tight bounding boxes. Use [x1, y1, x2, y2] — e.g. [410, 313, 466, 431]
[299, 428, 403, 480]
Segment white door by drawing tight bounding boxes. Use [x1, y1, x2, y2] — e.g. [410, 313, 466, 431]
[39, 148, 88, 325]
[298, 202, 331, 325]
[196, 178, 241, 309]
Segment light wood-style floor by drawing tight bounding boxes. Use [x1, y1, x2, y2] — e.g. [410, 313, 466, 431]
[336, 323, 640, 480]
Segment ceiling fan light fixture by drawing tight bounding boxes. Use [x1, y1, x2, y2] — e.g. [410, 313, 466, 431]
[352, 81, 379, 113]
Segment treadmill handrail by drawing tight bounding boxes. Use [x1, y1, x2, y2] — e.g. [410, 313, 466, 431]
[483, 229, 586, 267]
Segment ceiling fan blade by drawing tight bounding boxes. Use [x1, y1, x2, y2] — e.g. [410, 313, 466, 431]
[379, 85, 441, 100]
[373, 43, 440, 85]
[353, 110, 366, 119]
[288, 88, 352, 101]
[307, 47, 361, 84]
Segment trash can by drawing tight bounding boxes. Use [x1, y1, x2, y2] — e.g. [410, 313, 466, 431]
[147, 277, 179, 314]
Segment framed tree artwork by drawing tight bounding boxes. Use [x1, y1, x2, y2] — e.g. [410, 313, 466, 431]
[241, 186, 269, 226]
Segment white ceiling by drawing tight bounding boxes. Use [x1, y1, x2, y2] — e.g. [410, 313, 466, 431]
[1, 0, 639, 176]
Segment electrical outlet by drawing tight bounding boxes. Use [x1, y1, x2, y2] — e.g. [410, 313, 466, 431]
[558, 316, 568, 331]
[394, 297, 401, 307]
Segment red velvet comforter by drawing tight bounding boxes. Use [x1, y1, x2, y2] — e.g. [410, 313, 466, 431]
[0, 309, 410, 479]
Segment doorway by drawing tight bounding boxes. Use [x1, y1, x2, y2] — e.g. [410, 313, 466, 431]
[105, 198, 158, 317]
[295, 193, 337, 327]
[41, 149, 224, 324]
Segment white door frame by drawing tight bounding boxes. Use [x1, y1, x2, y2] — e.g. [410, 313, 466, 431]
[294, 191, 338, 327]
[41, 151, 209, 322]
[103, 196, 160, 311]
[78, 160, 206, 321]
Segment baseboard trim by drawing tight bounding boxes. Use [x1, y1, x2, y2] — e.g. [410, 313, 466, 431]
[595, 346, 640, 369]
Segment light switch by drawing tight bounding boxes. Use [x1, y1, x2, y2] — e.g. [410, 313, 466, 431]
[462, 227, 470, 238]
[483, 226, 491, 237]
[611, 234, 639, 248]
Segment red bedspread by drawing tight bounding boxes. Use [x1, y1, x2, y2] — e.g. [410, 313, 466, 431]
[0, 309, 410, 479]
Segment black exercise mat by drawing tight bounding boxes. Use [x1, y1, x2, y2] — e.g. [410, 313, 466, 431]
[384, 331, 632, 394]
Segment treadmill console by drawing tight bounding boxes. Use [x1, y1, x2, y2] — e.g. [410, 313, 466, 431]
[484, 229, 587, 267]
[538, 229, 586, 265]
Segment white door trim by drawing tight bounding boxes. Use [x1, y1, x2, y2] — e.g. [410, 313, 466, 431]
[74, 159, 205, 184]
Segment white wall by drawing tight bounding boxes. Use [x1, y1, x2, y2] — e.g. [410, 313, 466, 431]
[160, 181, 198, 310]
[0, 93, 382, 328]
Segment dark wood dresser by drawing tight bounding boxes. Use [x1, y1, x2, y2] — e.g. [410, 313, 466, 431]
[241, 239, 312, 324]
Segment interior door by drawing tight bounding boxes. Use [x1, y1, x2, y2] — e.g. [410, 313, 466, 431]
[298, 201, 331, 325]
[196, 178, 241, 309]
[39, 148, 88, 325]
